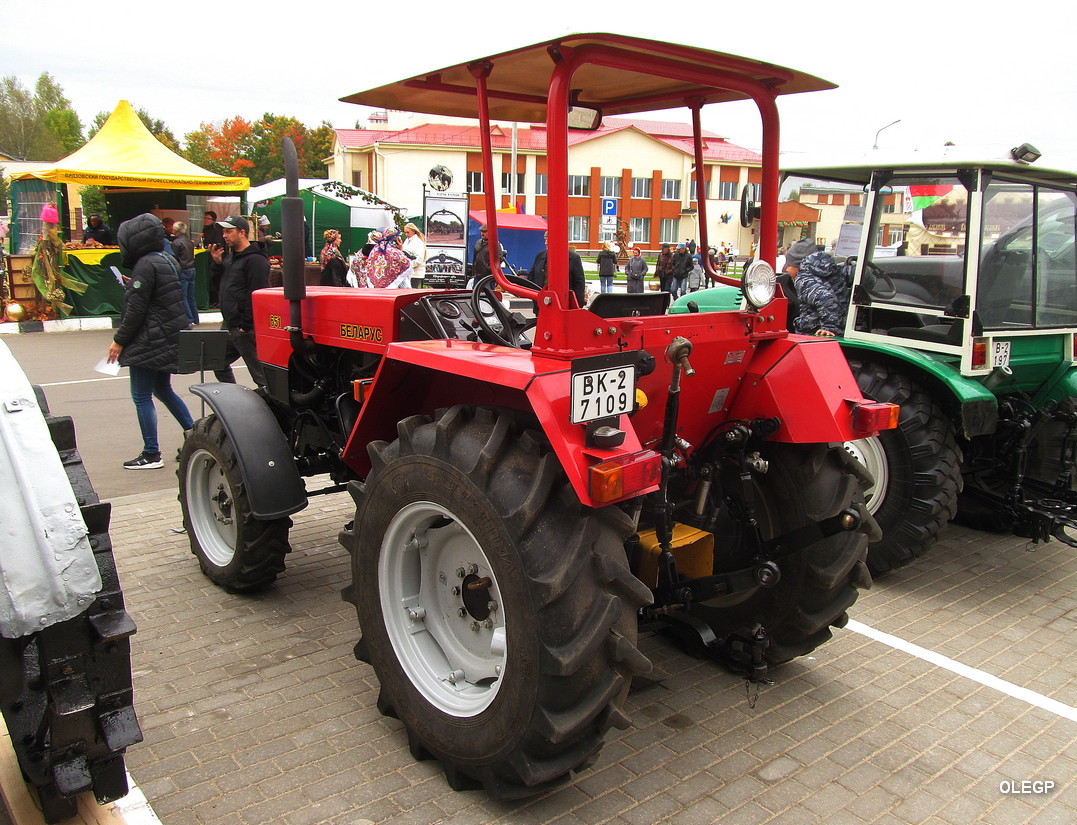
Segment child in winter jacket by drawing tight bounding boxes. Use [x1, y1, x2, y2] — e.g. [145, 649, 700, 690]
[792, 251, 851, 336]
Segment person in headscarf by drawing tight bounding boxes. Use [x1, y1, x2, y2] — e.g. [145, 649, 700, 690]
[352, 227, 412, 288]
[320, 229, 347, 286]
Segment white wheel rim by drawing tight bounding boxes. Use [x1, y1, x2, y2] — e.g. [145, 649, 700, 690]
[185, 448, 239, 567]
[843, 437, 889, 515]
[379, 501, 506, 717]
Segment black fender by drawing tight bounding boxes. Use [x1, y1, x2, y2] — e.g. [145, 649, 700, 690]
[189, 383, 307, 519]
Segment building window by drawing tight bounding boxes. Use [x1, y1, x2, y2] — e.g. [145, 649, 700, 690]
[815, 194, 828, 204]
[351, 170, 363, 188]
[660, 218, 679, 244]
[600, 176, 621, 198]
[717, 180, 738, 200]
[630, 217, 651, 244]
[500, 172, 525, 195]
[467, 171, 484, 193]
[690, 179, 710, 202]
[535, 173, 548, 195]
[569, 215, 589, 242]
[568, 175, 590, 196]
[662, 179, 681, 200]
[631, 177, 652, 199]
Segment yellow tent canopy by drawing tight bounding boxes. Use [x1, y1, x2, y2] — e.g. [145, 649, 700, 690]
[11, 100, 249, 191]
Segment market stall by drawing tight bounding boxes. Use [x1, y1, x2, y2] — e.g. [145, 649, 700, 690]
[6, 100, 248, 321]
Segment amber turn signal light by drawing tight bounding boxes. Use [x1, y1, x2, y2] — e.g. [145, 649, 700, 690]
[589, 450, 663, 504]
[852, 401, 900, 434]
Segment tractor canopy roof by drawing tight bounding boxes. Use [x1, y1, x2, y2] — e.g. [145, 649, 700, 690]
[341, 32, 836, 122]
[786, 154, 1077, 187]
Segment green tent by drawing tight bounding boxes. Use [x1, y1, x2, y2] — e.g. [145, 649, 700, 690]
[248, 179, 408, 258]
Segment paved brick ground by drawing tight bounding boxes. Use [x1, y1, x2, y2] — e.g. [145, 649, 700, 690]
[104, 486, 1076, 825]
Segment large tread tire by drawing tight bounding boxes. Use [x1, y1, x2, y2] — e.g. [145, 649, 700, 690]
[690, 443, 873, 664]
[342, 406, 653, 799]
[845, 358, 963, 576]
[1, 402, 142, 823]
[179, 415, 292, 593]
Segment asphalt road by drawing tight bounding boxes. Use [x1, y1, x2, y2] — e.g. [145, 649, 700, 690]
[2, 325, 257, 501]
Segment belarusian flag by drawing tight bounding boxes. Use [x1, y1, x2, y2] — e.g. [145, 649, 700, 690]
[904, 185, 954, 212]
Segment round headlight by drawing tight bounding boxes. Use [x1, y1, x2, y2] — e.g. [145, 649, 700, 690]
[742, 260, 776, 310]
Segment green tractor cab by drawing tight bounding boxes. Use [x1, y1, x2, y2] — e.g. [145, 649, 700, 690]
[783, 154, 1077, 573]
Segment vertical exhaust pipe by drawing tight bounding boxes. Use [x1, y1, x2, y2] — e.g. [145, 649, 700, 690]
[281, 138, 312, 354]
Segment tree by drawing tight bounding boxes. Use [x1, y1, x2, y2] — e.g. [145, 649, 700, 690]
[0, 72, 83, 161]
[181, 118, 257, 178]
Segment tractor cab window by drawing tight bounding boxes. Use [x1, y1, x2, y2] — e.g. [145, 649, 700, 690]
[977, 182, 1077, 329]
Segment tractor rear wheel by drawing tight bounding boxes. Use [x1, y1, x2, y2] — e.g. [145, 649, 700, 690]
[845, 358, 963, 575]
[691, 443, 873, 664]
[179, 415, 292, 592]
[344, 406, 653, 798]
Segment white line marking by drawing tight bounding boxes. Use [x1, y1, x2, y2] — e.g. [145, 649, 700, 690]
[846, 619, 1077, 723]
[40, 376, 127, 386]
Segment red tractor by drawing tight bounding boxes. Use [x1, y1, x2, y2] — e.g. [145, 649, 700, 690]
[179, 34, 897, 798]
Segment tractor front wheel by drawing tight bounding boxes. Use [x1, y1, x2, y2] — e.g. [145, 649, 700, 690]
[345, 406, 653, 798]
[179, 415, 292, 592]
[846, 358, 963, 575]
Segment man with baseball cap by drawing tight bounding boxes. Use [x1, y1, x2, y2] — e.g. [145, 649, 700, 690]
[207, 215, 268, 390]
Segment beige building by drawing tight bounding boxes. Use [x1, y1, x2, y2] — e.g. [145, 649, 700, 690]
[326, 112, 765, 252]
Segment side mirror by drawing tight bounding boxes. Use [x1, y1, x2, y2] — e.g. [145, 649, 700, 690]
[739, 184, 760, 227]
[568, 106, 602, 131]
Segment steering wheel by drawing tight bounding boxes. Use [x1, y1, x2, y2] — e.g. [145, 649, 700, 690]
[469, 274, 540, 348]
[848, 256, 897, 299]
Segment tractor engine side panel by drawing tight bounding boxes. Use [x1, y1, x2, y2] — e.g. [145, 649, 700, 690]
[253, 288, 432, 368]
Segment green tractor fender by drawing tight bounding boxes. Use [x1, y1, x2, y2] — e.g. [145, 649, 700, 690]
[838, 339, 998, 439]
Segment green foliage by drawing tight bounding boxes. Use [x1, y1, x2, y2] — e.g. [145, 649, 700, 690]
[0, 72, 83, 161]
[181, 114, 332, 185]
[79, 185, 108, 221]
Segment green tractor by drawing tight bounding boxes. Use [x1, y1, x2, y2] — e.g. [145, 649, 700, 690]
[683, 151, 1077, 574]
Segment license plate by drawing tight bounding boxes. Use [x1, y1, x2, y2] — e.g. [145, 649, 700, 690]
[571, 365, 635, 424]
[991, 341, 1011, 369]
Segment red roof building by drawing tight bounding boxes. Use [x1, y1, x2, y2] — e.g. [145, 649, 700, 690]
[327, 115, 763, 251]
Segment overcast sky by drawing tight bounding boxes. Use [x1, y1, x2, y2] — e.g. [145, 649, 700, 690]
[4, 1, 1076, 172]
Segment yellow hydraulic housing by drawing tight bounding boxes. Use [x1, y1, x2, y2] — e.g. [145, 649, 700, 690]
[635, 525, 714, 587]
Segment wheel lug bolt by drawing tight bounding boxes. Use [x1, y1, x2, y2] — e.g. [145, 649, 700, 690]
[481, 619, 493, 629]
[455, 567, 466, 578]
[457, 608, 467, 618]
[495, 665, 502, 675]
[450, 586, 460, 596]
[446, 670, 464, 684]
[487, 601, 497, 612]
[469, 621, 479, 631]
[467, 563, 478, 574]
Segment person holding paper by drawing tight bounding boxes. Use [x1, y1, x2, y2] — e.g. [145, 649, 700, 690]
[107, 213, 194, 470]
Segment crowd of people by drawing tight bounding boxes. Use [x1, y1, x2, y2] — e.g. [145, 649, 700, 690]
[99, 209, 817, 467]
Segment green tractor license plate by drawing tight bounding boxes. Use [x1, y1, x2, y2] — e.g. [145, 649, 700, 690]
[991, 341, 1011, 369]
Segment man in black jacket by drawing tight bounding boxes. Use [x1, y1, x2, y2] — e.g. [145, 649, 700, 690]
[208, 215, 268, 390]
[528, 232, 587, 307]
[107, 213, 194, 469]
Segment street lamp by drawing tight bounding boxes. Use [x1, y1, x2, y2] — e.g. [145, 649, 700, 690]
[873, 119, 901, 150]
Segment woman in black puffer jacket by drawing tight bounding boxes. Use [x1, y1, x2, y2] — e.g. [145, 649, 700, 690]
[106, 213, 194, 469]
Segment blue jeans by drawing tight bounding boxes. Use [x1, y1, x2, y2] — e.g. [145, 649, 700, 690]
[671, 277, 687, 299]
[180, 268, 198, 325]
[600, 275, 614, 294]
[129, 365, 194, 455]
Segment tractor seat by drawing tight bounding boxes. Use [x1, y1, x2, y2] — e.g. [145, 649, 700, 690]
[588, 291, 672, 319]
[887, 320, 963, 345]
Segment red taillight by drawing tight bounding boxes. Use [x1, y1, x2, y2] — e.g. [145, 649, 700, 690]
[589, 451, 662, 504]
[972, 339, 988, 369]
[853, 402, 900, 434]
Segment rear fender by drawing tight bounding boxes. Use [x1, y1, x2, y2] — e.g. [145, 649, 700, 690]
[190, 383, 307, 519]
[341, 341, 657, 508]
[839, 339, 999, 438]
[728, 335, 886, 442]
